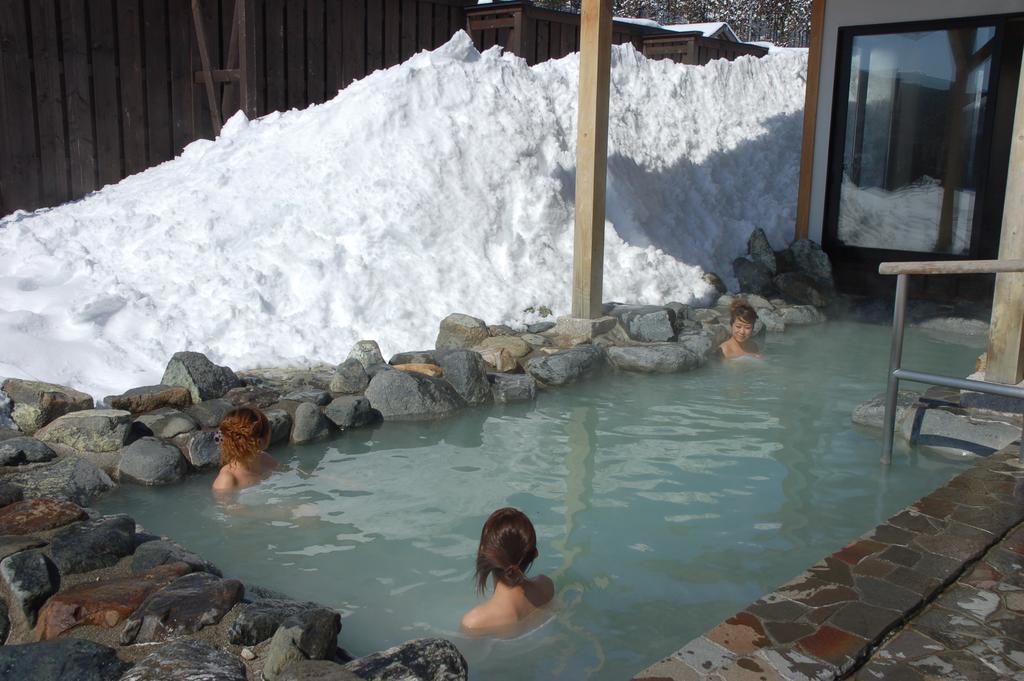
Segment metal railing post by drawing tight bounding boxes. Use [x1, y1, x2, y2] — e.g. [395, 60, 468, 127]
[881, 274, 909, 465]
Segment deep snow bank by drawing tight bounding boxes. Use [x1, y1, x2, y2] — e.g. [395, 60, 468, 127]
[0, 32, 806, 398]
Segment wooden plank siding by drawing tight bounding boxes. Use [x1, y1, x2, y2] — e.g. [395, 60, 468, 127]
[0, 0, 474, 216]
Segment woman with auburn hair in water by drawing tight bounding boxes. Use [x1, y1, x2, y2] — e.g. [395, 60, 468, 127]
[211, 407, 278, 492]
[461, 507, 554, 635]
[718, 299, 764, 360]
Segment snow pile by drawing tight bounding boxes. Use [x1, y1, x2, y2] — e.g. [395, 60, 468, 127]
[0, 32, 806, 398]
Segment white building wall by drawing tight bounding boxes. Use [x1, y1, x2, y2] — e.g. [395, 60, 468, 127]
[807, 0, 1022, 242]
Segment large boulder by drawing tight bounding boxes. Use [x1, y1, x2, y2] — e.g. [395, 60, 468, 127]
[224, 385, 282, 410]
[779, 305, 826, 326]
[121, 572, 244, 644]
[524, 346, 604, 387]
[263, 608, 343, 681]
[50, 515, 135, 575]
[364, 370, 467, 420]
[606, 345, 702, 373]
[347, 341, 385, 369]
[609, 306, 676, 343]
[788, 239, 835, 290]
[0, 498, 85, 535]
[161, 351, 241, 403]
[134, 409, 199, 439]
[675, 331, 715, 363]
[0, 638, 127, 681]
[0, 549, 60, 625]
[732, 258, 775, 296]
[121, 639, 246, 681]
[184, 430, 221, 469]
[0, 436, 56, 466]
[435, 314, 489, 351]
[389, 351, 437, 366]
[228, 598, 324, 646]
[436, 350, 492, 407]
[105, 385, 191, 414]
[117, 437, 188, 485]
[132, 538, 221, 576]
[344, 638, 469, 681]
[489, 373, 537, 404]
[324, 397, 377, 430]
[747, 228, 778, 274]
[1, 379, 93, 435]
[545, 316, 617, 344]
[475, 336, 531, 359]
[265, 409, 293, 446]
[0, 483, 22, 509]
[7, 457, 114, 506]
[291, 403, 332, 444]
[282, 389, 333, 406]
[329, 359, 370, 395]
[185, 398, 234, 428]
[35, 409, 131, 452]
[773, 272, 829, 307]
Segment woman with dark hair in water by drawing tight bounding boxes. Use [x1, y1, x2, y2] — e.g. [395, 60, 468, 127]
[211, 407, 278, 492]
[461, 507, 554, 634]
[718, 300, 764, 360]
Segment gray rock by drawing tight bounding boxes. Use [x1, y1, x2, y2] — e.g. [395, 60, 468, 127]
[524, 346, 604, 387]
[388, 351, 437, 366]
[688, 308, 721, 323]
[121, 572, 244, 644]
[489, 373, 537, 404]
[899, 406, 1020, 457]
[117, 437, 188, 485]
[526, 321, 555, 334]
[773, 272, 829, 307]
[185, 430, 221, 469]
[324, 396, 377, 430]
[609, 305, 676, 343]
[105, 384, 192, 414]
[185, 398, 234, 428]
[283, 389, 332, 406]
[1, 379, 94, 435]
[487, 324, 517, 336]
[788, 239, 835, 289]
[852, 391, 921, 429]
[0, 482, 23, 508]
[475, 336, 532, 359]
[757, 308, 786, 333]
[135, 409, 199, 439]
[0, 600, 7, 644]
[132, 538, 221, 576]
[703, 272, 727, 294]
[228, 598, 323, 646]
[35, 409, 132, 452]
[330, 359, 370, 394]
[266, 409, 293, 446]
[743, 294, 774, 310]
[364, 363, 393, 378]
[291, 403, 332, 444]
[747, 228, 778, 274]
[520, 333, 553, 348]
[606, 344, 702, 373]
[0, 549, 60, 625]
[733, 257, 775, 296]
[435, 314, 489, 351]
[675, 331, 715, 362]
[121, 639, 246, 681]
[664, 302, 691, 335]
[436, 350, 492, 407]
[279, 661, 361, 681]
[364, 370, 467, 421]
[0, 436, 56, 466]
[545, 316, 617, 342]
[224, 385, 283, 410]
[0, 638, 127, 681]
[161, 351, 241, 403]
[264, 609, 343, 680]
[703, 323, 731, 346]
[50, 514, 135, 575]
[7, 457, 113, 506]
[347, 340, 386, 369]
[0, 429, 20, 441]
[0, 536, 46, 563]
[779, 305, 826, 325]
[344, 638, 468, 681]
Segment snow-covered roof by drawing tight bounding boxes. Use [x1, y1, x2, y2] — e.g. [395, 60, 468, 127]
[663, 22, 740, 43]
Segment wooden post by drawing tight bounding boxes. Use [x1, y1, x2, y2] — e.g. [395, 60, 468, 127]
[986, 49, 1024, 385]
[191, 0, 222, 135]
[794, 0, 826, 240]
[571, 0, 612, 319]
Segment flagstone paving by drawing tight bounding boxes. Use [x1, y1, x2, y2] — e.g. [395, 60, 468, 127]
[633, 445, 1024, 680]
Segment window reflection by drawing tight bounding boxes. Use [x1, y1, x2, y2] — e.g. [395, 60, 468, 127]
[836, 25, 996, 254]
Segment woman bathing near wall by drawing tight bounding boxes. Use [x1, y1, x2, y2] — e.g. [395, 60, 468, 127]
[462, 507, 554, 635]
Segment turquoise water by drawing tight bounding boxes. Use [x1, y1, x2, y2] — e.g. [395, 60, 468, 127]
[95, 322, 986, 680]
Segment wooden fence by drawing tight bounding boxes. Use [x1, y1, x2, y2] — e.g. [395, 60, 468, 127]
[0, 0, 469, 217]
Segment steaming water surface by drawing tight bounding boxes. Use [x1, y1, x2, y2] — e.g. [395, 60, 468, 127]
[95, 322, 987, 680]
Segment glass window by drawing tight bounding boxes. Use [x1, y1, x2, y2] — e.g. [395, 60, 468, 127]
[834, 25, 996, 255]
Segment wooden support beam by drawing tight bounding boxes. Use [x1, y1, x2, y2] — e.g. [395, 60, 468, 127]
[191, 0, 222, 135]
[794, 0, 826, 240]
[987, 49, 1024, 385]
[571, 0, 612, 319]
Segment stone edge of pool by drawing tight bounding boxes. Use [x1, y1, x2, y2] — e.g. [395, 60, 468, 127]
[631, 442, 1024, 681]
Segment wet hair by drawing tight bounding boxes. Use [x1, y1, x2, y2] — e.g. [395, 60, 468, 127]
[730, 300, 758, 326]
[474, 507, 539, 594]
[218, 407, 271, 467]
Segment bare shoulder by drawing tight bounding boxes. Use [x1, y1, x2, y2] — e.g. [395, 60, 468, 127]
[212, 468, 239, 491]
[460, 604, 487, 632]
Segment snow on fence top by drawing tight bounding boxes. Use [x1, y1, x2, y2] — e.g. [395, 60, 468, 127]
[0, 32, 807, 399]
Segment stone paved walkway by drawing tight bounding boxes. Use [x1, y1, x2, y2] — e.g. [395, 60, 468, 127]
[633, 445, 1024, 681]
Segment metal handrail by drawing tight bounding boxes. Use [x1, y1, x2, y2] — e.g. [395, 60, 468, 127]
[879, 259, 1024, 465]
